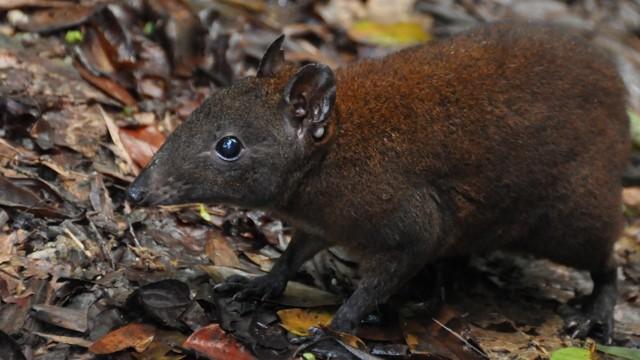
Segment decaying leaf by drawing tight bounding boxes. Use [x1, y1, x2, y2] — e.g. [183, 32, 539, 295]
[205, 231, 241, 268]
[125, 279, 192, 330]
[75, 61, 137, 107]
[119, 125, 166, 168]
[182, 324, 255, 360]
[33, 332, 93, 348]
[16, 5, 99, 33]
[89, 323, 156, 354]
[277, 308, 333, 336]
[30, 105, 106, 157]
[0, 0, 71, 10]
[31, 304, 89, 333]
[0, 231, 24, 265]
[0, 175, 72, 218]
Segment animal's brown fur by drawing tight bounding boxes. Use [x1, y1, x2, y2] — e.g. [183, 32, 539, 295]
[278, 23, 628, 270]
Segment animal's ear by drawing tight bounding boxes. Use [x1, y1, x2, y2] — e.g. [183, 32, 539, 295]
[257, 35, 285, 78]
[283, 63, 336, 140]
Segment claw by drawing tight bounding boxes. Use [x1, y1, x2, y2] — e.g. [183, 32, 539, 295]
[216, 274, 287, 303]
[565, 312, 612, 343]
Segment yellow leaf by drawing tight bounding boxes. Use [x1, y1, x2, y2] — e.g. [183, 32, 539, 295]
[349, 21, 430, 46]
[277, 309, 333, 336]
[199, 204, 212, 222]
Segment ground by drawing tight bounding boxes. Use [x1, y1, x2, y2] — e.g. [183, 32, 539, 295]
[0, 0, 639, 359]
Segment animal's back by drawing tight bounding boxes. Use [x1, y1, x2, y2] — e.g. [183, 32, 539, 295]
[330, 23, 628, 265]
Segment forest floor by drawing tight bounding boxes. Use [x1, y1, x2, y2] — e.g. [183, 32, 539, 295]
[0, 0, 639, 359]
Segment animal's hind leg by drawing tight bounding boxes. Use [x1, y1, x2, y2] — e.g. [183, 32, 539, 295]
[565, 266, 617, 343]
[523, 175, 621, 343]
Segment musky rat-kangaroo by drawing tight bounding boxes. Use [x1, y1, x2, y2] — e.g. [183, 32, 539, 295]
[127, 22, 629, 341]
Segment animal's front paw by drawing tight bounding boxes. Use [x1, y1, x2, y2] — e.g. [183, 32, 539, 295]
[215, 274, 288, 301]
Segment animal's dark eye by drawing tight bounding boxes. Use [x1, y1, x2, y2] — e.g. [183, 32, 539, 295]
[215, 136, 243, 161]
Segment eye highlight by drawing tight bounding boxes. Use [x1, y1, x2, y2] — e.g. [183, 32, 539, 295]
[215, 136, 243, 161]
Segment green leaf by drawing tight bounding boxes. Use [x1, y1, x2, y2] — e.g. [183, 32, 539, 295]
[122, 106, 134, 117]
[65, 30, 84, 44]
[550, 347, 593, 360]
[348, 21, 430, 47]
[199, 204, 212, 222]
[628, 109, 640, 148]
[143, 22, 155, 35]
[302, 353, 316, 360]
[597, 344, 640, 360]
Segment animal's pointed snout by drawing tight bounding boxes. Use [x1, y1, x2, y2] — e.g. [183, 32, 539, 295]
[126, 181, 148, 205]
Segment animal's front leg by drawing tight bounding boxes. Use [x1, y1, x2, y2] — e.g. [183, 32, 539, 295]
[330, 246, 428, 332]
[217, 231, 328, 300]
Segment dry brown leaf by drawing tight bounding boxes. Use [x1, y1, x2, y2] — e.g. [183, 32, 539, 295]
[99, 105, 138, 176]
[89, 323, 156, 354]
[182, 324, 255, 360]
[17, 5, 99, 33]
[75, 61, 137, 107]
[205, 231, 241, 268]
[119, 125, 166, 168]
[0, 0, 71, 9]
[30, 105, 106, 157]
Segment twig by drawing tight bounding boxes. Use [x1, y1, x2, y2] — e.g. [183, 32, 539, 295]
[432, 318, 488, 359]
[128, 219, 142, 248]
[63, 228, 92, 258]
[98, 105, 138, 176]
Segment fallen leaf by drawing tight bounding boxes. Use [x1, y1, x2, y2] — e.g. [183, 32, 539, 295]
[182, 324, 255, 360]
[400, 305, 486, 359]
[75, 61, 137, 107]
[0, 0, 71, 9]
[0, 176, 71, 218]
[90, 5, 136, 67]
[0, 231, 24, 265]
[242, 251, 274, 272]
[99, 105, 138, 175]
[119, 125, 165, 168]
[147, 0, 205, 77]
[30, 105, 106, 157]
[73, 26, 117, 76]
[33, 332, 93, 348]
[348, 21, 430, 46]
[277, 308, 332, 336]
[17, 5, 99, 33]
[89, 323, 156, 354]
[596, 344, 640, 360]
[32, 304, 89, 333]
[125, 279, 192, 330]
[550, 347, 593, 360]
[205, 232, 241, 268]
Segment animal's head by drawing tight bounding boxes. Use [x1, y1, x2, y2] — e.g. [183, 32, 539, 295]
[126, 36, 337, 209]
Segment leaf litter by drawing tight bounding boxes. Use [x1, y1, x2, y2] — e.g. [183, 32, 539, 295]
[1, 0, 640, 359]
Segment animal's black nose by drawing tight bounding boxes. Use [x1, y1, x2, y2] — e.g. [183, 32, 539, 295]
[126, 184, 148, 205]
